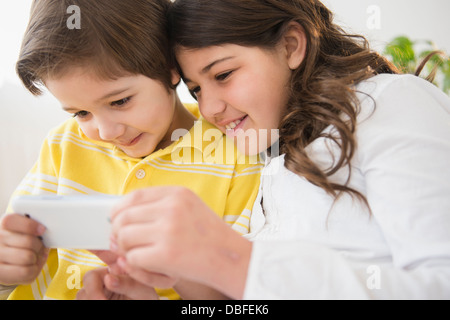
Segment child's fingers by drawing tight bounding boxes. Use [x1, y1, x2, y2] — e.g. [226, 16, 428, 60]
[110, 187, 163, 221]
[0, 246, 40, 265]
[90, 250, 118, 266]
[0, 230, 44, 253]
[117, 258, 177, 289]
[115, 223, 159, 253]
[104, 273, 160, 300]
[123, 246, 168, 277]
[0, 243, 48, 284]
[0, 264, 32, 285]
[0, 260, 45, 285]
[110, 203, 157, 236]
[1, 214, 46, 236]
[77, 268, 109, 300]
[36, 247, 49, 269]
[110, 186, 188, 222]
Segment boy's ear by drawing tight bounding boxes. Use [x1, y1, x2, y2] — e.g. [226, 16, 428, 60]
[171, 69, 181, 87]
[281, 21, 307, 70]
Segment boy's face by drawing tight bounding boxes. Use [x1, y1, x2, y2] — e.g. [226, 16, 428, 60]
[46, 68, 179, 158]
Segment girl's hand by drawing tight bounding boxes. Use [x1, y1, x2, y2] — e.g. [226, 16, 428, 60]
[90, 249, 177, 290]
[109, 186, 252, 299]
[0, 214, 48, 285]
[89, 249, 119, 266]
[114, 255, 178, 289]
[76, 265, 159, 300]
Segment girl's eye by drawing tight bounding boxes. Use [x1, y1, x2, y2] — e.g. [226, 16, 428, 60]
[111, 97, 131, 107]
[215, 71, 233, 81]
[73, 110, 90, 118]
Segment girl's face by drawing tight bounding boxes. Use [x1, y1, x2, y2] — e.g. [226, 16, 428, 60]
[46, 68, 182, 158]
[177, 44, 293, 155]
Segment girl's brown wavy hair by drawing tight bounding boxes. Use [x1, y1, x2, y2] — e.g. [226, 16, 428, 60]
[169, 0, 398, 206]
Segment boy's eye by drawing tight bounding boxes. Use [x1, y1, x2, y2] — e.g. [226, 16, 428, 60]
[189, 87, 201, 100]
[73, 110, 90, 118]
[111, 97, 131, 107]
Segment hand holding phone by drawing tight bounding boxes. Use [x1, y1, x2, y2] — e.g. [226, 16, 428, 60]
[11, 195, 121, 250]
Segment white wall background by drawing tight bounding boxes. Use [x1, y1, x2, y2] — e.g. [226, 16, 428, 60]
[1, 0, 449, 213]
[2, 0, 450, 87]
[322, 0, 450, 52]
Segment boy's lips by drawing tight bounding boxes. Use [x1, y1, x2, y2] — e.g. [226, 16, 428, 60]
[117, 133, 143, 147]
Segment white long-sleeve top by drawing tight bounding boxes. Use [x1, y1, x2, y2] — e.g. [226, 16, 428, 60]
[243, 74, 450, 299]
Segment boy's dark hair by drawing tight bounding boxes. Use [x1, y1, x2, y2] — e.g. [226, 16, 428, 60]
[17, 0, 174, 95]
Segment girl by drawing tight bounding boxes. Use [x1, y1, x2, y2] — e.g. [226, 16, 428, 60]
[0, 0, 262, 300]
[86, 0, 450, 299]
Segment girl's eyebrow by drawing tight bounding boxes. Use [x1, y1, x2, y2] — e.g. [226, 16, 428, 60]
[201, 56, 235, 74]
[184, 56, 235, 84]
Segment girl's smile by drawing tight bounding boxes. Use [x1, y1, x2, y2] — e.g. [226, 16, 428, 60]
[177, 42, 302, 155]
[224, 115, 248, 138]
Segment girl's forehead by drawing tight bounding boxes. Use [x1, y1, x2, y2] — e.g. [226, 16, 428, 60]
[176, 44, 275, 75]
[176, 44, 250, 70]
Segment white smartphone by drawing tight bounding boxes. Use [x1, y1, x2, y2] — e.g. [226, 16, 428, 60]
[11, 195, 122, 250]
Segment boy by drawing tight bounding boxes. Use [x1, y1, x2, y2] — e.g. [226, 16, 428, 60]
[0, 0, 261, 300]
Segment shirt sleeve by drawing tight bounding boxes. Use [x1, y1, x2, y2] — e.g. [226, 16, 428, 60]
[0, 285, 16, 300]
[244, 75, 450, 299]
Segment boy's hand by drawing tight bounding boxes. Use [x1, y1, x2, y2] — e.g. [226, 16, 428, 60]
[77, 266, 159, 300]
[0, 214, 48, 285]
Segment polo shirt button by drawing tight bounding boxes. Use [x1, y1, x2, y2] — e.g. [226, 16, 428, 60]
[135, 169, 146, 179]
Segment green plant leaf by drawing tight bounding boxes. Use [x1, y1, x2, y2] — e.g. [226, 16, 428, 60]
[383, 36, 450, 95]
[384, 36, 416, 73]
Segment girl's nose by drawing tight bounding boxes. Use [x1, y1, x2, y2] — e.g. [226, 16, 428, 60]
[199, 89, 227, 121]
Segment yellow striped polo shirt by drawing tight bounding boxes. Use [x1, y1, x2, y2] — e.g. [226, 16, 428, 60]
[5, 105, 262, 300]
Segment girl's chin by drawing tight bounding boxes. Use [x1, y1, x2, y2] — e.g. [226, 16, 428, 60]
[233, 135, 263, 156]
[231, 127, 279, 157]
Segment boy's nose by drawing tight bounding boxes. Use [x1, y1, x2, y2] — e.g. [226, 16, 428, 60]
[97, 118, 125, 142]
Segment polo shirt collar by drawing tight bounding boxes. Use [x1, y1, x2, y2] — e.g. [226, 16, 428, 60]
[78, 119, 210, 162]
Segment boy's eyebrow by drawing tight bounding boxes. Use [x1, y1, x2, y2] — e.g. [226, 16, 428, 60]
[62, 106, 78, 113]
[95, 87, 131, 103]
[61, 87, 131, 112]
[184, 56, 235, 84]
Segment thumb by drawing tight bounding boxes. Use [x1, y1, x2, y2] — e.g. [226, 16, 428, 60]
[37, 248, 50, 269]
